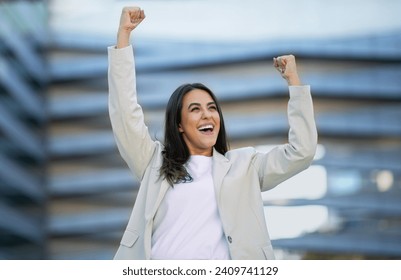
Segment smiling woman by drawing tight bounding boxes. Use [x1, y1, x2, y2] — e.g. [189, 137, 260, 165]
[160, 83, 228, 185]
[108, 6, 317, 260]
[161, 83, 227, 185]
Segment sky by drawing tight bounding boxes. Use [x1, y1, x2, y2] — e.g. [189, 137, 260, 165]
[50, 0, 401, 42]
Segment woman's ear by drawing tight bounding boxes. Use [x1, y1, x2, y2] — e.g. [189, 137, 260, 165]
[178, 123, 184, 133]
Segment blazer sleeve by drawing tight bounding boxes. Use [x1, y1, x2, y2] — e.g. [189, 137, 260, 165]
[253, 85, 318, 191]
[108, 45, 156, 180]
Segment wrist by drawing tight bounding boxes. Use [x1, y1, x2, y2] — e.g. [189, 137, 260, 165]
[117, 29, 131, 48]
[286, 74, 301, 86]
[118, 27, 132, 35]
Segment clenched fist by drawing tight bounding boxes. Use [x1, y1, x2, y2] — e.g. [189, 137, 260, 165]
[117, 7, 145, 48]
[273, 55, 301, 86]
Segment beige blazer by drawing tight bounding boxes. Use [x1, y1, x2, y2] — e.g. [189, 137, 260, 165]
[108, 45, 318, 260]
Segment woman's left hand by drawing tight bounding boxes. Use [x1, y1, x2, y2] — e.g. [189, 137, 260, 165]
[273, 55, 301, 86]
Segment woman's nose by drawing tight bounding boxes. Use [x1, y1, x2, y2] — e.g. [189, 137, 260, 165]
[202, 109, 212, 119]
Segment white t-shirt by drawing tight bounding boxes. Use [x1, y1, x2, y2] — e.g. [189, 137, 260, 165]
[151, 155, 230, 259]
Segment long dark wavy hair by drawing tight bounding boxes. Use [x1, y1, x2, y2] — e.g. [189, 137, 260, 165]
[160, 83, 229, 185]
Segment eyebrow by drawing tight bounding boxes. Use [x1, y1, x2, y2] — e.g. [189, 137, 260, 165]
[188, 102, 216, 110]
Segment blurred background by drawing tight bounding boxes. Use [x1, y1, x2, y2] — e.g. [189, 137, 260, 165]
[1, 0, 401, 260]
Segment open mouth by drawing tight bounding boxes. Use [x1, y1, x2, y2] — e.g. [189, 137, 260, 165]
[198, 124, 214, 134]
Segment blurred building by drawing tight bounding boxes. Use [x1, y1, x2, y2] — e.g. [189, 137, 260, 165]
[1, 0, 401, 259]
[0, 1, 48, 259]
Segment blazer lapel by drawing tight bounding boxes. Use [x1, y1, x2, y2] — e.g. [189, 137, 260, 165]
[144, 179, 170, 259]
[146, 179, 170, 220]
[212, 148, 231, 201]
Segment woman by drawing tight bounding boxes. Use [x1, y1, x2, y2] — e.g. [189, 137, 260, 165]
[109, 7, 317, 260]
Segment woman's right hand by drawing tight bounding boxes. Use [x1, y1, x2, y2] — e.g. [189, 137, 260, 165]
[273, 55, 301, 86]
[117, 7, 145, 48]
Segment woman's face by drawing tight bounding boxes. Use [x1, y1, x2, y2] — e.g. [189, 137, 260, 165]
[179, 89, 221, 156]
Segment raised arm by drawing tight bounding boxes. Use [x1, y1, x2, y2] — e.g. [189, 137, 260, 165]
[255, 55, 318, 191]
[108, 7, 155, 180]
[117, 7, 145, 48]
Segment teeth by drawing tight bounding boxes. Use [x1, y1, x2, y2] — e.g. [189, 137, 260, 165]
[198, 124, 213, 131]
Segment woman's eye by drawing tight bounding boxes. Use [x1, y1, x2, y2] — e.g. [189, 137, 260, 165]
[191, 107, 200, 112]
[209, 106, 217, 111]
